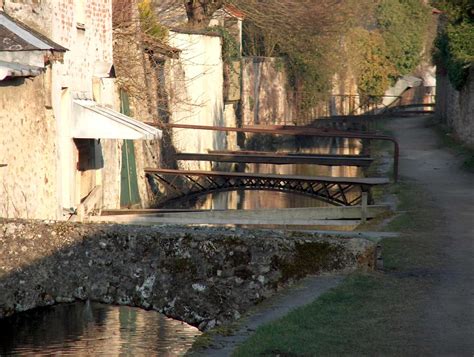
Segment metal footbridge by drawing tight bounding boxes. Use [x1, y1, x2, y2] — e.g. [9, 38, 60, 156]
[145, 168, 389, 208]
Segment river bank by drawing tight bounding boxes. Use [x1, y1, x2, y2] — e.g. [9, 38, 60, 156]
[229, 115, 474, 355]
[0, 221, 376, 332]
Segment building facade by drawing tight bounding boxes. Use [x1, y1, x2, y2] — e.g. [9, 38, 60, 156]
[0, 1, 160, 220]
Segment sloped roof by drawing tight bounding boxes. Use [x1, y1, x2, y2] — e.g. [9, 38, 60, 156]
[72, 99, 162, 140]
[0, 12, 67, 52]
[223, 5, 245, 20]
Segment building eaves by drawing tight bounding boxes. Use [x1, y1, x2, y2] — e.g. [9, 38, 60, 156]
[223, 5, 245, 20]
[0, 60, 44, 80]
[170, 27, 223, 37]
[141, 34, 181, 59]
[72, 98, 162, 140]
[0, 12, 67, 52]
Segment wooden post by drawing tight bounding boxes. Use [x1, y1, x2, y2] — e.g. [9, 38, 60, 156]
[361, 192, 368, 224]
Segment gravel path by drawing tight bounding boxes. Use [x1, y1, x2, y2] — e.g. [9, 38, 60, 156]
[387, 116, 474, 355]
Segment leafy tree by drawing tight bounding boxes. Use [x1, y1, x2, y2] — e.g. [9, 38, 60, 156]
[229, 0, 360, 110]
[376, 0, 431, 76]
[432, 0, 474, 89]
[139, 0, 169, 40]
[232, 0, 431, 109]
[142, 0, 433, 111]
[347, 28, 398, 97]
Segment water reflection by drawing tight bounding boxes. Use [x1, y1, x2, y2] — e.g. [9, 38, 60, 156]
[198, 137, 364, 210]
[0, 302, 201, 356]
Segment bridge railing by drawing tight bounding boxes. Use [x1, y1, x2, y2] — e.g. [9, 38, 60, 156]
[254, 87, 436, 126]
[327, 88, 436, 118]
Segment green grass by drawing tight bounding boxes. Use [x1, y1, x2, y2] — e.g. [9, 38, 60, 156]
[233, 136, 443, 356]
[234, 273, 431, 356]
[234, 182, 441, 356]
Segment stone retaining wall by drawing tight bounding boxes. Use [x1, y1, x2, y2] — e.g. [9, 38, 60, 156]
[0, 220, 376, 330]
[436, 67, 474, 147]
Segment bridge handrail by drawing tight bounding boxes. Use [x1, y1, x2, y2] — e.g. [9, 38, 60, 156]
[208, 150, 371, 159]
[162, 124, 400, 182]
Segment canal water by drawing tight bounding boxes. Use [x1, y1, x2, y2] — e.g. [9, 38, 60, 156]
[0, 136, 364, 356]
[198, 136, 364, 210]
[0, 302, 201, 356]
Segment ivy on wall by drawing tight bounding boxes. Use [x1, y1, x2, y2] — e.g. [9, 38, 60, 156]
[376, 0, 431, 76]
[205, 25, 241, 65]
[237, 0, 432, 114]
[432, 0, 474, 90]
[346, 28, 398, 98]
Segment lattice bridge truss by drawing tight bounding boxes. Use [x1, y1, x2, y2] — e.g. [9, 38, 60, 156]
[145, 169, 389, 208]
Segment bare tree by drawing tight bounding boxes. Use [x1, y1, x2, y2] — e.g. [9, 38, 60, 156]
[183, 0, 225, 26]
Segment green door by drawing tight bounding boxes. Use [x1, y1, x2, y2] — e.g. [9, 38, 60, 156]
[120, 91, 141, 207]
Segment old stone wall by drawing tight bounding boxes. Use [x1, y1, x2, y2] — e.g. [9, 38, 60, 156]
[4, 0, 113, 94]
[0, 220, 376, 330]
[3, 1, 53, 37]
[436, 67, 474, 147]
[1, 0, 131, 216]
[241, 57, 296, 126]
[0, 75, 60, 219]
[50, 0, 113, 94]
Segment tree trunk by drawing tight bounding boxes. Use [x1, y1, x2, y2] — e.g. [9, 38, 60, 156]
[184, 0, 224, 27]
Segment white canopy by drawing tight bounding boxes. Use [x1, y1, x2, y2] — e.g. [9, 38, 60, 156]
[72, 99, 161, 140]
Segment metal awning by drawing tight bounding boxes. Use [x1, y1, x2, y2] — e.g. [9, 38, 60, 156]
[0, 60, 43, 80]
[72, 99, 161, 140]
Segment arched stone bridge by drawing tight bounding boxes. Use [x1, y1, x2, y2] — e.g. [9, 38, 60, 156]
[145, 168, 389, 208]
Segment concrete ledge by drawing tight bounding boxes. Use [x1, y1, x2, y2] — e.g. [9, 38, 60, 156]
[90, 205, 391, 227]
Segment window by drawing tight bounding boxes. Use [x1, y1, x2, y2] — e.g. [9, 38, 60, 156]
[75, 0, 86, 29]
[74, 139, 103, 171]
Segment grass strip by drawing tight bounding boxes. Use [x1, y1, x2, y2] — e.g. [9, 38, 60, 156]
[234, 179, 442, 356]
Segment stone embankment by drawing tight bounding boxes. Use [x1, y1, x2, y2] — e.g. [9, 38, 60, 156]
[0, 220, 376, 330]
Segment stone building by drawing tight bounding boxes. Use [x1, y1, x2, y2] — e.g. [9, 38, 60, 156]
[0, 1, 161, 220]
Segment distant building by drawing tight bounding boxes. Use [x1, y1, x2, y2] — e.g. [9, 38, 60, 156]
[0, 1, 161, 220]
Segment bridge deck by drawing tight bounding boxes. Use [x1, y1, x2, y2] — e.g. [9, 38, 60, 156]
[145, 168, 388, 206]
[145, 168, 389, 186]
[175, 152, 373, 167]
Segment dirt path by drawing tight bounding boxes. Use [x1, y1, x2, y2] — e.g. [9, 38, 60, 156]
[387, 116, 474, 354]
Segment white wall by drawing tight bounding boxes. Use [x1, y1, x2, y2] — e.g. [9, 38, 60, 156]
[167, 31, 227, 170]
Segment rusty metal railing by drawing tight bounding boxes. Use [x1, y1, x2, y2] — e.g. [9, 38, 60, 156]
[162, 124, 400, 182]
